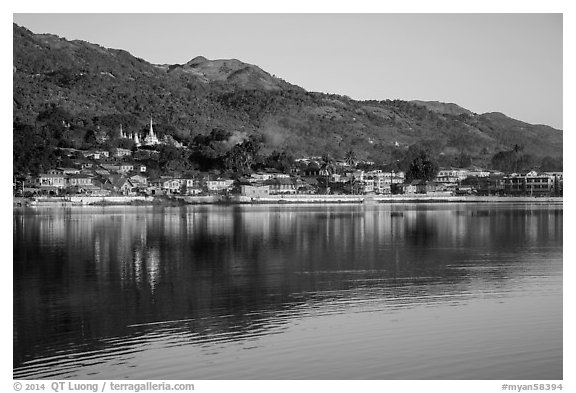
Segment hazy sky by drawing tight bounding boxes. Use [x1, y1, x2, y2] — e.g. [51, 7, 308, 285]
[13, 13, 563, 129]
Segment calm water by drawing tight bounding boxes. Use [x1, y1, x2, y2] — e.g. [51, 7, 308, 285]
[13, 203, 562, 380]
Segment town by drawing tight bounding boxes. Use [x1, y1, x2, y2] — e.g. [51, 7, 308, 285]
[14, 120, 563, 202]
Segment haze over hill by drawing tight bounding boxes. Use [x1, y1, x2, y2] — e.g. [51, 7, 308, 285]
[13, 23, 562, 168]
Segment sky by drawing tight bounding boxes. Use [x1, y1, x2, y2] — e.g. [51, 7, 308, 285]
[12, 13, 563, 129]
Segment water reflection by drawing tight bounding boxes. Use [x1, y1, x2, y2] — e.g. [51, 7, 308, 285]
[13, 203, 562, 379]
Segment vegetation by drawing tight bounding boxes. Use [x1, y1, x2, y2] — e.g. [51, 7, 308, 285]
[13, 23, 563, 178]
[404, 148, 440, 182]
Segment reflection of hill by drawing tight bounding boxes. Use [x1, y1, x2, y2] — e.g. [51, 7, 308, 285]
[13, 205, 562, 376]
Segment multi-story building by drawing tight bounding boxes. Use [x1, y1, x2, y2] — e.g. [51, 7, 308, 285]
[502, 171, 558, 196]
[36, 173, 67, 189]
[436, 168, 470, 184]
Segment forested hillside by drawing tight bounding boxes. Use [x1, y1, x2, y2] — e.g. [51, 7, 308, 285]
[13, 23, 563, 175]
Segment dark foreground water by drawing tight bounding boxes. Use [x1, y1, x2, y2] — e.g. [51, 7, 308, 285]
[13, 203, 562, 380]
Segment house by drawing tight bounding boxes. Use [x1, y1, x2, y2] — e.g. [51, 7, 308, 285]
[461, 175, 503, 195]
[118, 163, 134, 174]
[106, 175, 136, 195]
[82, 150, 101, 160]
[250, 170, 291, 181]
[436, 169, 460, 184]
[299, 177, 320, 194]
[148, 178, 177, 194]
[36, 173, 66, 189]
[129, 174, 148, 187]
[82, 150, 109, 160]
[294, 177, 316, 194]
[206, 178, 234, 193]
[249, 172, 273, 183]
[112, 147, 133, 158]
[100, 164, 120, 173]
[47, 169, 64, 175]
[94, 168, 111, 176]
[467, 168, 490, 178]
[66, 175, 101, 194]
[67, 174, 94, 187]
[263, 178, 296, 194]
[397, 180, 429, 194]
[58, 167, 81, 175]
[436, 168, 470, 183]
[180, 178, 202, 195]
[301, 163, 321, 177]
[265, 169, 291, 179]
[424, 181, 442, 194]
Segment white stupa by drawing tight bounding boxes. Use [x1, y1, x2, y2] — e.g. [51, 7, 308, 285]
[133, 132, 141, 147]
[143, 118, 160, 146]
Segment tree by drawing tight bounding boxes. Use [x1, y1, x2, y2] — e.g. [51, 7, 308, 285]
[540, 156, 563, 172]
[454, 152, 472, 168]
[405, 149, 439, 182]
[490, 147, 535, 173]
[264, 150, 294, 173]
[344, 149, 356, 167]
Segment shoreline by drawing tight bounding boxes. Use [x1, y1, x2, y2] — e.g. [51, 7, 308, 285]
[13, 194, 563, 207]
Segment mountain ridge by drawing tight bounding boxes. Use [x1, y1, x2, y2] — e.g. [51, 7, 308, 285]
[12, 23, 562, 169]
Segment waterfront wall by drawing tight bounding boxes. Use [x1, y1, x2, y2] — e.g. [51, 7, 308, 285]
[68, 196, 152, 204]
[240, 194, 563, 204]
[14, 194, 563, 207]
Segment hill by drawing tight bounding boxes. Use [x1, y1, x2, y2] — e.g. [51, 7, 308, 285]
[13, 23, 562, 172]
[410, 100, 474, 116]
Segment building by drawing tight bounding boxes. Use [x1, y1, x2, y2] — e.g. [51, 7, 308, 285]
[241, 185, 270, 198]
[82, 150, 110, 160]
[263, 178, 296, 194]
[67, 174, 94, 187]
[129, 174, 148, 187]
[525, 172, 557, 196]
[100, 164, 120, 173]
[118, 164, 134, 174]
[206, 178, 235, 193]
[502, 172, 558, 196]
[36, 173, 66, 189]
[149, 178, 182, 194]
[113, 147, 132, 158]
[180, 178, 202, 195]
[58, 167, 81, 175]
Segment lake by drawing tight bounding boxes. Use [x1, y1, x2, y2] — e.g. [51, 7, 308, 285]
[13, 203, 563, 379]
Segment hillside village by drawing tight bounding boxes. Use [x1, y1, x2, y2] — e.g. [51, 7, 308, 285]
[14, 119, 563, 200]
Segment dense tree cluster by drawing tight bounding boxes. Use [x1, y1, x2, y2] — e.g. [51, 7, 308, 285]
[404, 147, 440, 182]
